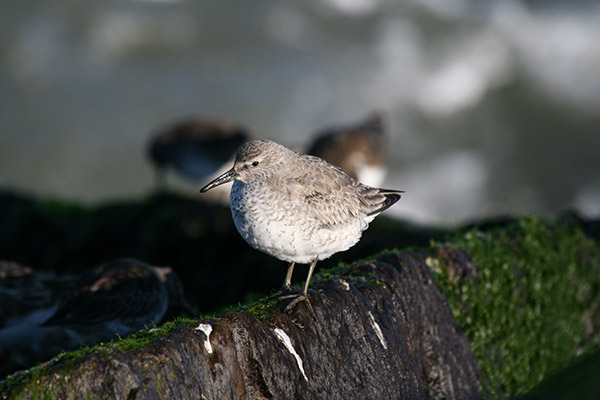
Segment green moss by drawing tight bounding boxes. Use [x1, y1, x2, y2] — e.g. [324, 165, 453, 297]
[168, 359, 176, 380]
[227, 294, 280, 321]
[156, 369, 163, 393]
[432, 217, 600, 399]
[312, 255, 392, 288]
[516, 346, 600, 399]
[119, 317, 199, 352]
[1, 364, 59, 400]
[223, 257, 390, 321]
[311, 261, 352, 282]
[2, 209, 599, 399]
[0, 317, 198, 397]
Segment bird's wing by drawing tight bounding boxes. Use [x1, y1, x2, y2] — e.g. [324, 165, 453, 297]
[285, 156, 402, 229]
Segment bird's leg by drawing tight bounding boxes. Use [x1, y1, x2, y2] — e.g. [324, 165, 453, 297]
[283, 258, 318, 316]
[302, 257, 318, 297]
[282, 262, 295, 291]
[278, 261, 298, 299]
[278, 262, 297, 298]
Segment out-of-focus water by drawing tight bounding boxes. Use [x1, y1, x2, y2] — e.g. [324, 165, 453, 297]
[1, 0, 599, 223]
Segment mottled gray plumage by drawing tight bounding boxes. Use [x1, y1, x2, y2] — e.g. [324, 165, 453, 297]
[200, 139, 403, 305]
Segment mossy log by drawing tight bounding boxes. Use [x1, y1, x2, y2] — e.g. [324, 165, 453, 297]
[2, 252, 480, 399]
[2, 189, 599, 398]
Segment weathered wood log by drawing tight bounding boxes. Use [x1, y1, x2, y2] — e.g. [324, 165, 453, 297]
[2, 251, 480, 399]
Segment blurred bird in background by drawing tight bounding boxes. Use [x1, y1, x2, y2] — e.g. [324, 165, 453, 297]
[147, 117, 250, 196]
[146, 113, 391, 203]
[306, 112, 388, 188]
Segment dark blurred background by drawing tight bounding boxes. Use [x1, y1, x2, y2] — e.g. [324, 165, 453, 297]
[1, 0, 599, 224]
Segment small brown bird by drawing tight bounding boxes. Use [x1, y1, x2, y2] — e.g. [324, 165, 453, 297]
[307, 112, 387, 187]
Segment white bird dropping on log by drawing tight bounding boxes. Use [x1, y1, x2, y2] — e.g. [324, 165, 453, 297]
[368, 311, 388, 350]
[195, 323, 213, 354]
[273, 328, 308, 382]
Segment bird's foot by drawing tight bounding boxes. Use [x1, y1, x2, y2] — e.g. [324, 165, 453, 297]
[277, 288, 300, 300]
[279, 291, 316, 317]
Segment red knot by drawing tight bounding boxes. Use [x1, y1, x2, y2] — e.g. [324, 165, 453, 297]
[200, 139, 403, 309]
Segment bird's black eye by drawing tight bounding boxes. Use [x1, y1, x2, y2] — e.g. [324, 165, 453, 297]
[252, 161, 259, 167]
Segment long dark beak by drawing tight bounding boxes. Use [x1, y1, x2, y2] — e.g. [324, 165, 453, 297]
[200, 167, 236, 193]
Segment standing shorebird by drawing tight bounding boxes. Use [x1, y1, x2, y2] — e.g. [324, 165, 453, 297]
[307, 112, 387, 188]
[200, 139, 402, 309]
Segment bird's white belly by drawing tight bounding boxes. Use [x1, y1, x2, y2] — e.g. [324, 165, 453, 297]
[230, 181, 367, 264]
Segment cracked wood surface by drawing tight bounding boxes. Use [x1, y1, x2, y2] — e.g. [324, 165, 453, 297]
[3, 251, 480, 400]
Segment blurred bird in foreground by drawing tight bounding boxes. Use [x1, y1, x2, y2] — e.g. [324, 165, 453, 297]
[0, 261, 77, 373]
[0, 259, 196, 375]
[43, 258, 197, 346]
[147, 117, 250, 197]
[1, 259, 196, 374]
[307, 112, 388, 188]
[0, 261, 75, 329]
[0, 261, 77, 363]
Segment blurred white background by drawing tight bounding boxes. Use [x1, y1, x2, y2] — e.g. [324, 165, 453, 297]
[1, 0, 599, 223]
